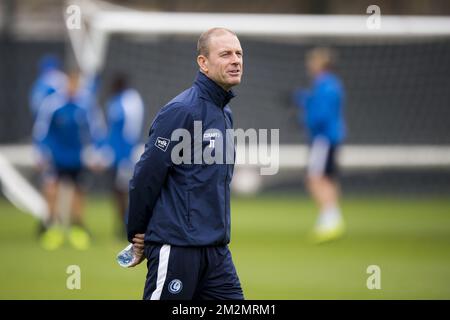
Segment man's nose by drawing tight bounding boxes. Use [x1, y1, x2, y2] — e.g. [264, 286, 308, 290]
[230, 53, 241, 65]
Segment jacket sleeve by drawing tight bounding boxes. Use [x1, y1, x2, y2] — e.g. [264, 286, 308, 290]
[126, 103, 192, 242]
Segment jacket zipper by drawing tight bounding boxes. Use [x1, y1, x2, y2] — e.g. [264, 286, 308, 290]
[223, 109, 228, 240]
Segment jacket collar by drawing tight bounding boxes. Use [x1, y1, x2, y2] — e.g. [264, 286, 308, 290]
[194, 71, 235, 108]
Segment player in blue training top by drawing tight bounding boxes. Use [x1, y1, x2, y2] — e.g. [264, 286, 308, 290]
[30, 54, 68, 237]
[33, 71, 99, 250]
[293, 47, 346, 243]
[102, 74, 144, 238]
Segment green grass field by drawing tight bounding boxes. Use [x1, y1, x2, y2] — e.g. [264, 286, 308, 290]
[0, 194, 449, 299]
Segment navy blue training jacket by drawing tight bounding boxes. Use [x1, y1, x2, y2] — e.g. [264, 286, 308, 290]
[127, 71, 235, 246]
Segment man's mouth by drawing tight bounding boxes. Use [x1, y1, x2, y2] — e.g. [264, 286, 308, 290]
[227, 70, 241, 77]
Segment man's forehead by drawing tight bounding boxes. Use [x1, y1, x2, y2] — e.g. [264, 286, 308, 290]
[209, 33, 242, 51]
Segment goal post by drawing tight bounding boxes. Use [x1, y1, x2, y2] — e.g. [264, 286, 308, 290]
[66, 0, 450, 72]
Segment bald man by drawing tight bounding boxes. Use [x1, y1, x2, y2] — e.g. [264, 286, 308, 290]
[127, 28, 244, 300]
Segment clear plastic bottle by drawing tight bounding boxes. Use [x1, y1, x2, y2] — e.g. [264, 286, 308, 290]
[116, 243, 135, 268]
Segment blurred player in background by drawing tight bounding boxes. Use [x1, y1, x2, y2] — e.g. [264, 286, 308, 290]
[33, 71, 99, 250]
[101, 73, 144, 239]
[30, 54, 68, 236]
[293, 47, 346, 243]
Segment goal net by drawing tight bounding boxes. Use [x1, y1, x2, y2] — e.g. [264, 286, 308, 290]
[66, 0, 450, 193]
[4, 0, 449, 202]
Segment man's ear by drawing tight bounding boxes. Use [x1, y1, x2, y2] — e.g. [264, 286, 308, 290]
[197, 55, 208, 73]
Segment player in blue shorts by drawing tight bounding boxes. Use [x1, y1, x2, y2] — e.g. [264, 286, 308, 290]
[294, 47, 346, 243]
[102, 74, 144, 238]
[30, 55, 68, 236]
[33, 72, 99, 250]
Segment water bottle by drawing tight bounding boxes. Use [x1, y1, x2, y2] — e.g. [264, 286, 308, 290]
[117, 243, 135, 268]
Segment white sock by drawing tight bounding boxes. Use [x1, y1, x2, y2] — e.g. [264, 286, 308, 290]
[317, 206, 342, 228]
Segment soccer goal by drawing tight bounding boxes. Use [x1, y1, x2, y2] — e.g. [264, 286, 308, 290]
[3, 0, 448, 206]
[63, 0, 450, 193]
